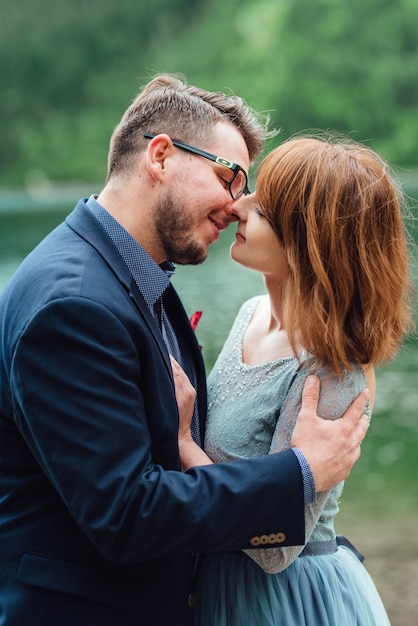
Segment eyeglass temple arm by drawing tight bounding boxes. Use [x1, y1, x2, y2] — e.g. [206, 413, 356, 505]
[144, 132, 220, 164]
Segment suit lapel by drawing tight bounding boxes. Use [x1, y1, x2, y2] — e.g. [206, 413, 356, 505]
[65, 200, 173, 379]
[66, 199, 208, 433]
[164, 285, 208, 438]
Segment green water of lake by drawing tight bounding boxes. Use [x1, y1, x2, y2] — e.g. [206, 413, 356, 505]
[0, 199, 417, 518]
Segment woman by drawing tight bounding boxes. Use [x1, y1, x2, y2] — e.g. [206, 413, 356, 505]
[173, 134, 414, 625]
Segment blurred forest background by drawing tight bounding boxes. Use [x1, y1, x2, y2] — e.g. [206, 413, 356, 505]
[1, 1, 417, 624]
[1, 0, 418, 189]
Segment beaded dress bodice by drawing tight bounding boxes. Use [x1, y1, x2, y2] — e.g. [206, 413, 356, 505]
[205, 296, 369, 573]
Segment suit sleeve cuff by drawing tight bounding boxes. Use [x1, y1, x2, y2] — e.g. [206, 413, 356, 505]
[292, 447, 316, 505]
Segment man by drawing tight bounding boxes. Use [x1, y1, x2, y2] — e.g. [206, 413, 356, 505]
[0, 74, 368, 625]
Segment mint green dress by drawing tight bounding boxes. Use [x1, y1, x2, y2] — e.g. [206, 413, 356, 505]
[195, 296, 391, 626]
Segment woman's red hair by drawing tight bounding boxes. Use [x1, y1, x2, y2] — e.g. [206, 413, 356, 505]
[256, 135, 415, 374]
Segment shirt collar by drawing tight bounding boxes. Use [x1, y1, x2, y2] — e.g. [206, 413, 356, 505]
[86, 195, 175, 307]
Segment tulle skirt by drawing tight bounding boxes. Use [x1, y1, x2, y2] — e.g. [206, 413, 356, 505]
[195, 546, 390, 626]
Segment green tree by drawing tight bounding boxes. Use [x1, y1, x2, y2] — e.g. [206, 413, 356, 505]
[0, 0, 201, 185]
[1, 0, 417, 187]
[275, 0, 418, 166]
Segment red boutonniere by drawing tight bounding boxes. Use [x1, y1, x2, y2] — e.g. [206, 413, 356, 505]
[190, 310, 203, 350]
[189, 310, 203, 331]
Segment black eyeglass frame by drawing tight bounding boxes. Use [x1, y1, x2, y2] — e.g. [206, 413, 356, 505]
[144, 132, 251, 200]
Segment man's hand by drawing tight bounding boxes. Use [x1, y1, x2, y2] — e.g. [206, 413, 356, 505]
[291, 375, 369, 493]
[170, 355, 196, 441]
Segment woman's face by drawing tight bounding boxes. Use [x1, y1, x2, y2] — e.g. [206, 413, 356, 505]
[230, 193, 289, 281]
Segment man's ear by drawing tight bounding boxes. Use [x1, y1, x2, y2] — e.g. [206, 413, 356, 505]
[145, 134, 175, 182]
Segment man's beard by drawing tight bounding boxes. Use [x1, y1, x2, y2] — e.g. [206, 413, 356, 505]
[155, 193, 208, 265]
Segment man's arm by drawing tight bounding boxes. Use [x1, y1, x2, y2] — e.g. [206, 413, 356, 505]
[14, 300, 306, 559]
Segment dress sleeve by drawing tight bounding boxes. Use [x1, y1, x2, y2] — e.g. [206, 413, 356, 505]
[243, 360, 370, 573]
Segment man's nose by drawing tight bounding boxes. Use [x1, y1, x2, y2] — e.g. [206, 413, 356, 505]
[222, 196, 240, 223]
[228, 195, 249, 222]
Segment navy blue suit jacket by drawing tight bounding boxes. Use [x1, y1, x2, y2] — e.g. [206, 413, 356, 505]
[0, 199, 305, 625]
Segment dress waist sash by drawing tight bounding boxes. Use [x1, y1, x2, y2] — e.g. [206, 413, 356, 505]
[299, 539, 337, 557]
[299, 535, 364, 562]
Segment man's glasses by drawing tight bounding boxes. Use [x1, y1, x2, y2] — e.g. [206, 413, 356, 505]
[144, 132, 250, 200]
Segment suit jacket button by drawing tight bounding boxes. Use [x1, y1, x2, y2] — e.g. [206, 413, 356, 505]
[188, 593, 195, 607]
